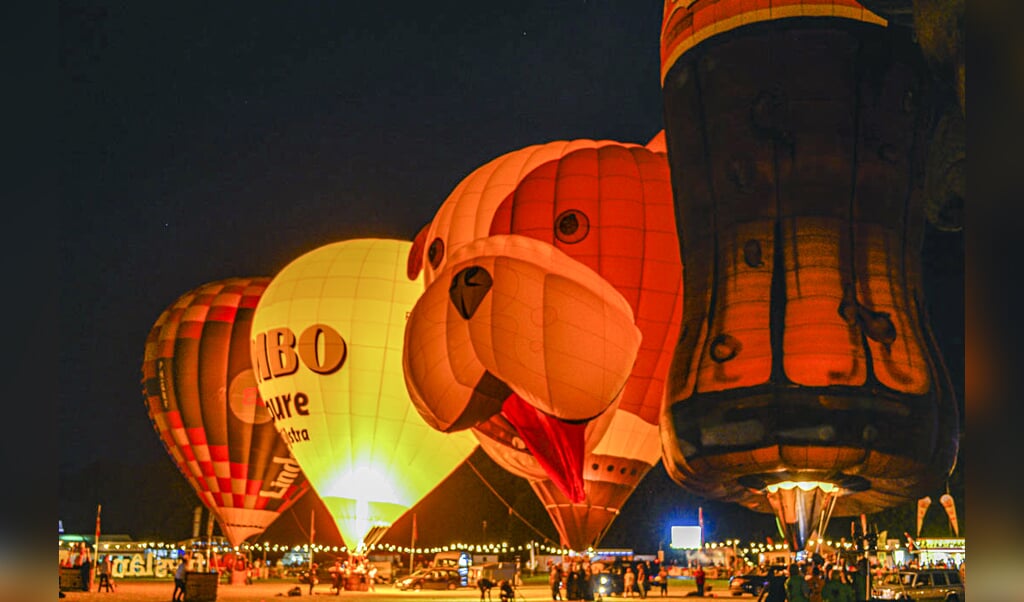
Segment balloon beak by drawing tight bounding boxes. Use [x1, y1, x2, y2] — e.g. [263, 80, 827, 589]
[500, 392, 587, 502]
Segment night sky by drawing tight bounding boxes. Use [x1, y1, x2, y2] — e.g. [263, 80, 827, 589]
[58, 1, 963, 552]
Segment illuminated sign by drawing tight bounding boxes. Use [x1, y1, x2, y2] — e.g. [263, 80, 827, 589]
[915, 538, 965, 550]
[670, 526, 702, 549]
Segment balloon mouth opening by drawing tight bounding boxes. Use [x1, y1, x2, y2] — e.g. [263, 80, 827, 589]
[767, 480, 836, 494]
[737, 472, 870, 494]
[740, 473, 868, 553]
[500, 393, 587, 503]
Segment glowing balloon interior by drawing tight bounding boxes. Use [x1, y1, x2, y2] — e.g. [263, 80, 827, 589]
[142, 277, 310, 547]
[250, 238, 478, 551]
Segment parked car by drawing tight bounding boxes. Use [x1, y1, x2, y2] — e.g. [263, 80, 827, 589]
[871, 568, 964, 601]
[395, 567, 463, 591]
[728, 571, 768, 596]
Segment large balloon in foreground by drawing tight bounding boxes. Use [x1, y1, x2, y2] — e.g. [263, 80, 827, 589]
[404, 139, 683, 549]
[659, 0, 959, 551]
[250, 239, 478, 551]
[142, 277, 311, 547]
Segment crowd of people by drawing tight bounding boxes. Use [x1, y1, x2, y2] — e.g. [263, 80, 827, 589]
[315, 556, 380, 595]
[546, 558, 669, 601]
[750, 560, 865, 602]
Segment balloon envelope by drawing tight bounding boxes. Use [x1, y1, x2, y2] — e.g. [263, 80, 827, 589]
[250, 238, 478, 550]
[404, 139, 683, 549]
[142, 277, 310, 547]
[659, 0, 959, 551]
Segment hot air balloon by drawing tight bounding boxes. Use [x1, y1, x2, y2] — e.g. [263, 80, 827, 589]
[249, 238, 478, 551]
[142, 277, 311, 548]
[403, 139, 684, 549]
[658, 0, 959, 551]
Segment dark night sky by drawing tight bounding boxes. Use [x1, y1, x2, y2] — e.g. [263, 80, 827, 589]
[57, 2, 963, 551]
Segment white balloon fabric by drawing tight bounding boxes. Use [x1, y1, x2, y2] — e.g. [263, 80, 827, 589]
[250, 238, 478, 550]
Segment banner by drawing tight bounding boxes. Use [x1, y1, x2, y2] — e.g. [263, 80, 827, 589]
[939, 494, 959, 536]
[916, 497, 931, 537]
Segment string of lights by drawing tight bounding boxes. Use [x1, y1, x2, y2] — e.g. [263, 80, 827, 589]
[58, 537, 893, 557]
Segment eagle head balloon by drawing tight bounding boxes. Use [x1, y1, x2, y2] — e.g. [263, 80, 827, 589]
[403, 139, 683, 548]
[142, 277, 310, 548]
[249, 239, 478, 551]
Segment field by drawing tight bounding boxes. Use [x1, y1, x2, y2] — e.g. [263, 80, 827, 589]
[55, 576, 739, 602]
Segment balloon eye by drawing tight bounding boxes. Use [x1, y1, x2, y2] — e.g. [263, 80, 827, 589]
[427, 238, 445, 269]
[555, 210, 589, 244]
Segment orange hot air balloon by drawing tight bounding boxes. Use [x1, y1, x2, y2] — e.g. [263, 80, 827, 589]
[142, 277, 310, 547]
[404, 139, 683, 549]
[659, 0, 959, 552]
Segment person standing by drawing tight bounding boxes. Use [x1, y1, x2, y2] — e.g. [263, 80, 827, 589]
[582, 564, 595, 601]
[308, 561, 319, 596]
[763, 566, 788, 602]
[623, 565, 636, 598]
[658, 565, 668, 597]
[330, 558, 343, 594]
[807, 565, 825, 602]
[172, 556, 187, 602]
[636, 563, 648, 599]
[78, 547, 92, 592]
[566, 564, 579, 600]
[693, 564, 705, 597]
[786, 563, 810, 602]
[550, 564, 563, 600]
[851, 558, 868, 602]
[821, 569, 854, 602]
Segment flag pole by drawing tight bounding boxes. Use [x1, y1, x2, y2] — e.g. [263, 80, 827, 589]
[409, 513, 417, 575]
[309, 509, 316, 574]
[92, 504, 102, 592]
[698, 506, 704, 552]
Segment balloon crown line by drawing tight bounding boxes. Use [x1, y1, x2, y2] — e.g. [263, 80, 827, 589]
[59, 538, 918, 556]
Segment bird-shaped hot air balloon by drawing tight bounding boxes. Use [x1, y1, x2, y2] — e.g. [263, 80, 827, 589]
[658, 0, 960, 552]
[142, 277, 310, 548]
[403, 139, 683, 550]
[249, 238, 478, 551]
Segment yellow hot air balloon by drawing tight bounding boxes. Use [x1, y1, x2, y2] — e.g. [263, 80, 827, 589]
[249, 238, 478, 551]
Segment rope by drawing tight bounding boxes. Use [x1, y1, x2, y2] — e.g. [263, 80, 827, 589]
[465, 456, 561, 548]
[288, 507, 311, 542]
